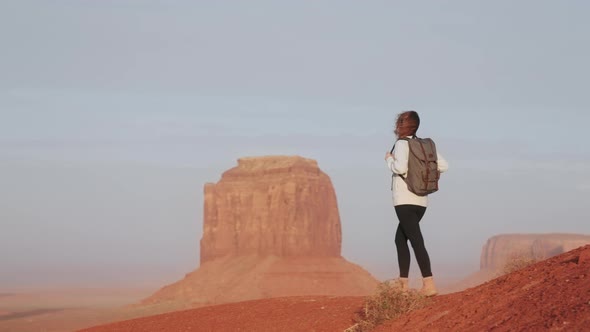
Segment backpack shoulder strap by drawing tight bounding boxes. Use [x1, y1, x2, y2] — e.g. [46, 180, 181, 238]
[391, 135, 418, 153]
[390, 137, 413, 184]
[390, 137, 411, 153]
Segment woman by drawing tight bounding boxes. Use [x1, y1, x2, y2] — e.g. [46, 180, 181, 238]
[384, 110, 448, 296]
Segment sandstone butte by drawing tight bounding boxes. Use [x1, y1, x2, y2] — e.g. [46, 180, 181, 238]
[140, 156, 379, 309]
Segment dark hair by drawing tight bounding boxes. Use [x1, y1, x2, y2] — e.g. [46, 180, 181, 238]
[394, 111, 420, 138]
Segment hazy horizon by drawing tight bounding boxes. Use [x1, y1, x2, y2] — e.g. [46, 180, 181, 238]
[2, 1, 589, 291]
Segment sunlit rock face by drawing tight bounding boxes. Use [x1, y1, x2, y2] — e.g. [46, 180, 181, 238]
[200, 156, 341, 262]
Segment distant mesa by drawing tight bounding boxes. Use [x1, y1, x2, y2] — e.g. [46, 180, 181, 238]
[142, 156, 378, 308]
[451, 233, 590, 291]
[480, 233, 590, 270]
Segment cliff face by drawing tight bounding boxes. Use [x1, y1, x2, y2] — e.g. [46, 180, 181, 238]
[480, 233, 590, 270]
[200, 156, 341, 263]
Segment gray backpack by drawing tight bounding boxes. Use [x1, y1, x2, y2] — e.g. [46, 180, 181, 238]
[391, 137, 440, 196]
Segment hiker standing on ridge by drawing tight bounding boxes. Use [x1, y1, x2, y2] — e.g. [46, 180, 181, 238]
[384, 110, 448, 296]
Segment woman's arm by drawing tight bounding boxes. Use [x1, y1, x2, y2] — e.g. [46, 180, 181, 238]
[386, 140, 409, 176]
[437, 152, 449, 173]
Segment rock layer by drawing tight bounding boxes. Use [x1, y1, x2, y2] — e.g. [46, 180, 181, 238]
[480, 233, 590, 270]
[200, 156, 341, 263]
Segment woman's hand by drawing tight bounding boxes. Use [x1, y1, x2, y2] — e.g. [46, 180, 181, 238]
[385, 152, 393, 160]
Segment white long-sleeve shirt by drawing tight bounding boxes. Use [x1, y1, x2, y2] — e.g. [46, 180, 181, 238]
[386, 138, 449, 207]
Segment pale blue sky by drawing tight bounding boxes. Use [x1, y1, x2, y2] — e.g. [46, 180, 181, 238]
[1, 1, 589, 289]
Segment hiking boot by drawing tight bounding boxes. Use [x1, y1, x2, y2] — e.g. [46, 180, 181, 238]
[420, 276, 438, 297]
[388, 277, 409, 292]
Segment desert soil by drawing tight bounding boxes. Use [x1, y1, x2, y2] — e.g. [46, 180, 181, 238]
[81, 245, 590, 332]
[0, 288, 157, 332]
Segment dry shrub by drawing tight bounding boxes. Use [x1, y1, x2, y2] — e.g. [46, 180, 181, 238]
[346, 282, 429, 332]
[500, 254, 538, 276]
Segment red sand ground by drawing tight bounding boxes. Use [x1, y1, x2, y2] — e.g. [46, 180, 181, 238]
[81, 245, 590, 332]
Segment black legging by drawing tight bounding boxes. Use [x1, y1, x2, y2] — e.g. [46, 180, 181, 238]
[394, 204, 432, 278]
